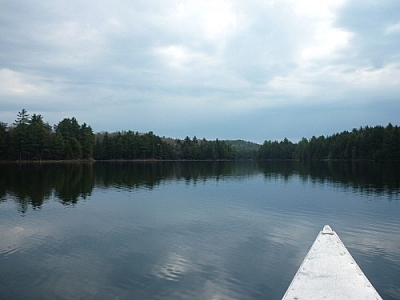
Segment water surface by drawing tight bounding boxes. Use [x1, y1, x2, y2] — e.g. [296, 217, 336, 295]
[0, 161, 399, 299]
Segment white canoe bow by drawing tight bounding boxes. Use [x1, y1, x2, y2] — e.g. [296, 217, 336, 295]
[282, 225, 382, 300]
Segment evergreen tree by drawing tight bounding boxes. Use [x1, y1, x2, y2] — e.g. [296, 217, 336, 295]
[79, 123, 94, 159]
[27, 114, 52, 160]
[13, 109, 30, 160]
[0, 122, 9, 159]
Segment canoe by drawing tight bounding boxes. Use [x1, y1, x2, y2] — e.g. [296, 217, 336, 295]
[282, 225, 382, 300]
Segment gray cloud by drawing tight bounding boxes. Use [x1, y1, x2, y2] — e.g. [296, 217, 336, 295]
[336, 1, 400, 68]
[0, 0, 399, 142]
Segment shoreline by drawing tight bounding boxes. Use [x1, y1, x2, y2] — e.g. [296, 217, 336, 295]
[1, 158, 398, 164]
[0, 158, 238, 164]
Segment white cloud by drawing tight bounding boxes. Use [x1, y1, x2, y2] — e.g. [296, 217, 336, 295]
[385, 23, 400, 35]
[0, 68, 53, 97]
[260, 61, 400, 107]
[174, 0, 238, 41]
[154, 45, 213, 70]
[264, 75, 318, 100]
[300, 28, 353, 63]
[289, 0, 345, 18]
[336, 63, 400, 88]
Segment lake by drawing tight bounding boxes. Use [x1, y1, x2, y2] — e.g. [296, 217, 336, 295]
[0, 161, 399, 300]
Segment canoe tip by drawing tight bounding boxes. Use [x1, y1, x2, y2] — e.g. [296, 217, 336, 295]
[322, 225, 333, 234]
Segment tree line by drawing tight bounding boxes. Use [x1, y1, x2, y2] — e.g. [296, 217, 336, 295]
[93, 132, 236, 160]
[224, 140, 260, 160]
[1, 110, 399, 161]
[0, 109, 94, 160]
[257, 124, 400, 161]
[0, 110, 236, 161]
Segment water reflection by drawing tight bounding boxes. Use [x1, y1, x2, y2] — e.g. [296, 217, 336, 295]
[94, 161, 259, 189]
[0, 163, 95, 213]
[1, 161, 400, 299]
[258, 160, 400, 198]
[0, 161, 399, 213]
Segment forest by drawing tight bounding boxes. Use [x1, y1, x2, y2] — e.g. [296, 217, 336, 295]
[0, 110, 236, 161]
[0, 109, 94, 161]
[0, 110, 399, 161]
[257, 124, 400, 161]
[93, 132, 236, 160]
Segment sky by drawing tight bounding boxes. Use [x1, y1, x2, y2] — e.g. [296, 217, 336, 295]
[1, 0, 399, 143]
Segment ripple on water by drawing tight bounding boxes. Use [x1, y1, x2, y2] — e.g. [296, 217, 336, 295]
[341, 218, 400, 262]
[0, 218, 52, 258]
[152, 252, 198, 281]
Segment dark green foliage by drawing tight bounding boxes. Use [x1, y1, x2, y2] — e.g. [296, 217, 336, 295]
[54, 118, 94, 159]
[93, 131, 176, 160]
[12, 109, 30, 160]
[2, 110, 94, 161]
[2, 110, 398, 161]
[174, 136, 236, 160]
[11, 110, 53, 160]
[27, 114, 52, 160]
[258, 124, 400, 161]
[223, 140, 261, 160]
[257, 138, 297, 160]
[0, 122, 9, 159]
[93, 134, 235, 160]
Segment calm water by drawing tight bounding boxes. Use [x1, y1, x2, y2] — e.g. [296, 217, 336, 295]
[0, 161, 399, 300]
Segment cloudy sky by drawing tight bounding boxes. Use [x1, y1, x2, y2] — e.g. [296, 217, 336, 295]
[1, 0, 399, 143]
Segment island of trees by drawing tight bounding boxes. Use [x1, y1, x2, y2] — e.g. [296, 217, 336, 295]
[0, 109, 399, 161]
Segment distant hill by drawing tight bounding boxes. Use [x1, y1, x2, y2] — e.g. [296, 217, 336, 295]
[223, 140, 261, 159]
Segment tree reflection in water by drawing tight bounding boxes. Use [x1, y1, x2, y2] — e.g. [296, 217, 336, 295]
[0, 161, 399, 214]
